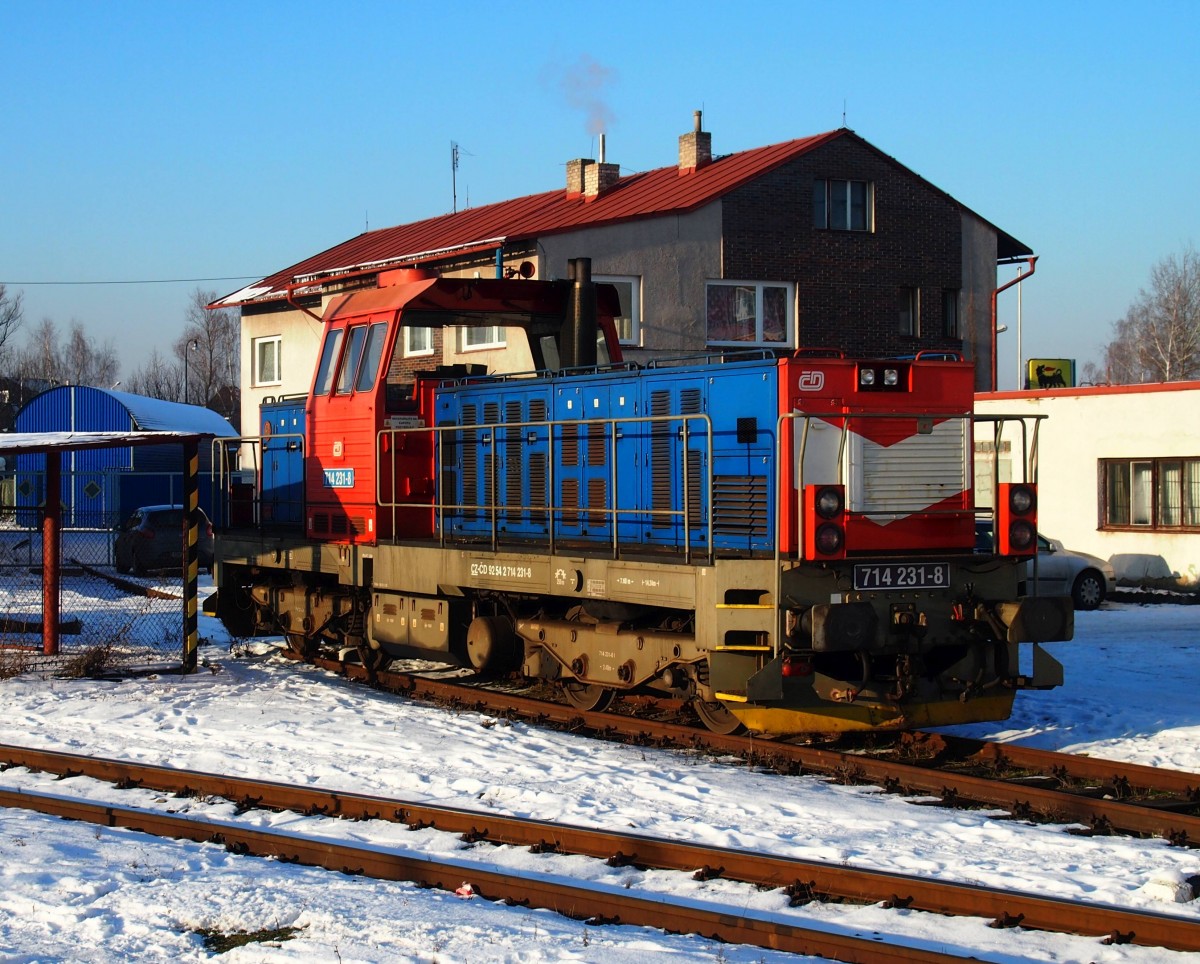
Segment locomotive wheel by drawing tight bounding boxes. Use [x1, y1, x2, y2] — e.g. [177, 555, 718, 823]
[693, 698, 743, 735]
[562, 681, 615, 712]
[283, 633, 311, 660]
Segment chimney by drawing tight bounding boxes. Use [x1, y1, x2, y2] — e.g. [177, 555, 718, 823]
[678, 109, 712, 174]
[583, 133, 619, 199]
[566, 157, 592, 198]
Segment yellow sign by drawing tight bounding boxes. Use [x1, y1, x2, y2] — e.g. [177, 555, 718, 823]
[1027, 358, 1075, 389]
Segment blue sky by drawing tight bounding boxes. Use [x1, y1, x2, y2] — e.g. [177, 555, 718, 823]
[2, 1, 1197, 389]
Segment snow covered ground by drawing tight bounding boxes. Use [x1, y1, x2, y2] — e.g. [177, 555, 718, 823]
[0, 587, 1198, 962]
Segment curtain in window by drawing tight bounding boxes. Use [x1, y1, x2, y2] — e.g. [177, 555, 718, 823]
[1132, 461, 1153, 525]
[1106, 462, 1130, 525]
[763, 286, 787, 342]
[1186, 460, 1200, 526]
[707, 285, 756, 341]
[1159, 461, 1182, 525]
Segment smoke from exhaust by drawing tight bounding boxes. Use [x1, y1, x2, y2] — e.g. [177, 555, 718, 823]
[544, 54, 616, 136]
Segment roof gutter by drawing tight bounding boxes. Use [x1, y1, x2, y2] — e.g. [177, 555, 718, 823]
[276, 236, 512, 321]
[990, 255, 1037, 391]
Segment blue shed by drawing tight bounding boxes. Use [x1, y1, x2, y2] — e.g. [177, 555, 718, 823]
[12, 386, 236, 527]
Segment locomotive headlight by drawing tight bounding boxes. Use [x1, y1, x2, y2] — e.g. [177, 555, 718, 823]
[814, 522, 845, 555]
[883, 368, 899, 386]
[1007, 519, 1036, 552]
[1009, 485, 1036, 514]
[815, 486, 844, 519]
[859, 368, 876, 386]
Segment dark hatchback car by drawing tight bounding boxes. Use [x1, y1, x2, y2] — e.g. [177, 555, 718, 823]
[114, 505, 214, 575]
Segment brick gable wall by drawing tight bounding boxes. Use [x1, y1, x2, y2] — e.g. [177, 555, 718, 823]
[722, 137, 965, 357]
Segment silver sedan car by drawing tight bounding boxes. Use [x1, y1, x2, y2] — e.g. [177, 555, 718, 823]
[976, 522, 1118, 610]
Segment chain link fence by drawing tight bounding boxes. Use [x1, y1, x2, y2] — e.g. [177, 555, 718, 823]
[0, 509, 187, 678]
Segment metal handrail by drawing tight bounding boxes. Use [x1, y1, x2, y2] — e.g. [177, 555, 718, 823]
[376, 411, 715, 563]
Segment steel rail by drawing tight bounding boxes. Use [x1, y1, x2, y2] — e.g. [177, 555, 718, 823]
[0, 783, 978, 964]
[930, 733, 1200, 798]
[294, 656, 1200, 845]
[1, 743, 1198, 953]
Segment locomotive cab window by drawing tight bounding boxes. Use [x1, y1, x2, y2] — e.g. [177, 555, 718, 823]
[313, 328, 344, 396]
[335, 325, 368, 394]
[354, 322, 388, 392]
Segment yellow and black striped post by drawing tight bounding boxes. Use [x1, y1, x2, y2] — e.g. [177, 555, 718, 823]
[182, 437, 200, 672]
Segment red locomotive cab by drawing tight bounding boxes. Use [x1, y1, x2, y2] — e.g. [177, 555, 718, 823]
[304, 281, 440, 545]
[779, 352, 977, 557]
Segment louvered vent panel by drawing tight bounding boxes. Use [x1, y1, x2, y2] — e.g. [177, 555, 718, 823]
[562, 479, 580, 525]
[587, 477, 607, 528]
[529, 453, 547, 509]
[482, 453, 494, 517]
[562, 424, 579, 467]
[855, 422, 968, 514]
[686, 449, 703, 528]
[529, 400, 548, 512]
[649, 390, 672, 528]
[504, 400, 523, 518]
[461, 405, 479, 519]
[713, 476, 767, 539]
[587, 423, 607, 467]
[331, 515, 348, 535]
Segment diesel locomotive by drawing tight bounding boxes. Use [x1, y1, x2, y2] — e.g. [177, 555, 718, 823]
[212, 259, 1073, 735]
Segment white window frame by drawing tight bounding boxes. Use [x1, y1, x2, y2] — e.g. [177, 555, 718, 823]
[252, 335, 282, 387]
[404, 326, 433, 357]
[460, 325, 506, 351]
[594, 275, 641, 346]
[705, 280, 795, 348]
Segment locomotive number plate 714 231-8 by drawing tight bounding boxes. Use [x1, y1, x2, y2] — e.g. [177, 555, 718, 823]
[853, 563, 949, 591]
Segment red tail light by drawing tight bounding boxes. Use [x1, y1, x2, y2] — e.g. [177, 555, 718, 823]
[804, 484, 846, 560]
[997, 482, 1037, 556]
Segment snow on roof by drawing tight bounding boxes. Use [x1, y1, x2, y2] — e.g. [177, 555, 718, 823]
[0, 430, 202, 454]
[99, 387, 236, 436]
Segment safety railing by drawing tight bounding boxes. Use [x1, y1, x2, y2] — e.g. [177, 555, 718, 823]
[377, 412, 715, 564]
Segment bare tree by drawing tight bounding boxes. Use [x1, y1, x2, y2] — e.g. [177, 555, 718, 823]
[62, 321, 118, 387]
[178, 288, 240, 407]
[17, 318, 63, 385]
[1094, 246, 1200, 384]
[126, 349, 182, 400]
[0, 284, 23, 371]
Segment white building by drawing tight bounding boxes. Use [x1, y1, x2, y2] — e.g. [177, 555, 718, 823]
[975, 382, 1200, 588]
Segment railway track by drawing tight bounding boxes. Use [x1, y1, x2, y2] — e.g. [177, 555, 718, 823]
[293, 653, 1200, 846]
[1, 743, 1198, 958]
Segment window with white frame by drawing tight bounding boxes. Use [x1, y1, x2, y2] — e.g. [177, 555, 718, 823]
[813, 179, 873, 231]
[899, 287, 920, 337]
[1101, 457, 1200, 529]
[594, 275, 641, 345]
[706, 281, 793, 347]
[253, 335, 282, 386]
[404, 326, 433, 356]
[461, 325, 506, 350]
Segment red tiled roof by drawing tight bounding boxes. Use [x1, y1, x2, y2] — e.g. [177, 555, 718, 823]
[217, 131, 843, 306]
[216, 128, 1030, 307]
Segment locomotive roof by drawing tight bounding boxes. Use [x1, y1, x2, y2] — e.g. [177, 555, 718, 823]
[215, 129, 1032, 309]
